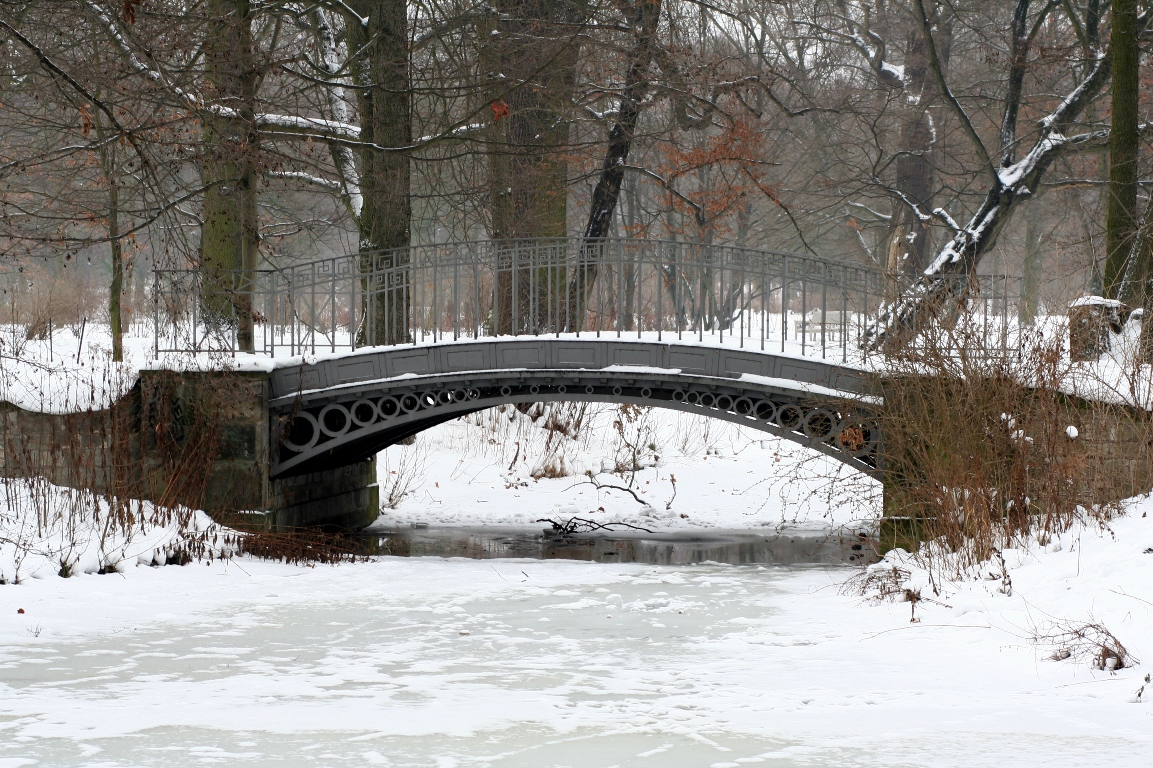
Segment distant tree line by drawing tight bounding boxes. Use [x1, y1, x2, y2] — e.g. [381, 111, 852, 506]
[0, 1, 1149, 355]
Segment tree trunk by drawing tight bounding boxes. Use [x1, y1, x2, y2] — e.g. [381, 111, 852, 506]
[1019, 202, 1043, 325]
[884, 13, 951, 292]
[347, 1, 412, 346]
[621, 174, 640, 330]
[108, 182, 124, 362]
[1103, 0, 1141, 301]
[482, 0, 586, 334]
[1129, 193, 1153, 359]
[201, 0, 258, 352]
[566, 0, 662, 330]
[94, 107, 124, 361]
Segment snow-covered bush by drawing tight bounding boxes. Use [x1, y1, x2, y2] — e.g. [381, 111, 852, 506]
[0, 476, 228, 584]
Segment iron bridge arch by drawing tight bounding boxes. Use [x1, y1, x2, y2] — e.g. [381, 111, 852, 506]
[268, 339, 882, 480]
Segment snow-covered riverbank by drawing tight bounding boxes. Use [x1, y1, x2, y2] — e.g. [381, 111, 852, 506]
[3, 359, 1151, 766]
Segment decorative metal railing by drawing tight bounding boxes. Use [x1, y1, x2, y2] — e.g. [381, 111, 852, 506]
[149, 238, 1021, 363]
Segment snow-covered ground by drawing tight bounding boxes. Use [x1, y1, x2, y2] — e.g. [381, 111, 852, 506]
[371, 403, 877, 534]
[1, 502, 1151, 767]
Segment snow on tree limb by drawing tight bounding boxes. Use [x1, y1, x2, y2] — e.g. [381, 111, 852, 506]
[82, 0, 361, 143]
[265, 171, 343, 192]
[81, 0, 485, 158]
[865, 8, 1152, 349]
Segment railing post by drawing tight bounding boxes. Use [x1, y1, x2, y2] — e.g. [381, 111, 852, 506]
[453, 250, 460, 341]
[349, 257, 356, 352]
[821, 262, 827, 359]
[780, 256, 787, 354]
[618, 239, 627, 334]
[698, 244, 704, 342]
[152, 269, 159, 361]
[739, 254, 745, 348]
[841, 265, 848, 363]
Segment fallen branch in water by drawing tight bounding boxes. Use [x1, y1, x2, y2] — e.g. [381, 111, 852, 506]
[536, 517, 653, 536]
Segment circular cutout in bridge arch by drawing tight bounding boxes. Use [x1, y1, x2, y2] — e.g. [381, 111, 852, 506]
[350, 399, 378, 427]
[775, 404, 804, 430]
[557, 385, 567, 394]
[698, 392, 716, 408]
[529, 384, 540, 395]
[641, 387, 652, 398]
[378, 396, 401, 418]
[584, 385, 595, 395]
[733, 397, 754, 416]
[684, 391, 701, 405]
[399, 394, 420, 413]
[802, 408, 837, 441]
[318, 404, 351, 438]
[714, 394, 733, 411]
[672, 389, 685, 402]
[281, 412, 320, 453]
[418, 391, 438, 409]
[612, 386, 622, 396]
[753, 400, 777, 421]
[500, 385, 512, 397]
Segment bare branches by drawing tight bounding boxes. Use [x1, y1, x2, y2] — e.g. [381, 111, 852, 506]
[536, 516, 654, 536]
[0, 17, 145, 162]
[912, 0, 995, 184]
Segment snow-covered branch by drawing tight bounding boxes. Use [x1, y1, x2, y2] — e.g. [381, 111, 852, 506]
[794, 17, 903, 88]
[320, 0, 369, 28]
[865, 9, 1153, 348]
[413, 122, 486, 144]
[83, 1, 362, 144]
[847, 202, 892, 222]
[265, 170, 343, 191]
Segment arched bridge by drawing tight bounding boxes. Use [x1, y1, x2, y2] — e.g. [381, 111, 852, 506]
[145, 237, 1020, 529]
[269, 338, 880, 480]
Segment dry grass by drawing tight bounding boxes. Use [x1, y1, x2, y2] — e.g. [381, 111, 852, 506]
[232, 527, 366, 565]
[876, 317, 1147, 571]
[1030, 619, 1137, 671]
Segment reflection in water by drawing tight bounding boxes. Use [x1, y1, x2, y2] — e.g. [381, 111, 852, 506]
[359, 525, 876, 566]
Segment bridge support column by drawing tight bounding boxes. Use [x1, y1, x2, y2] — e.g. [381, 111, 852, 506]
[880, 484, 927, 551]
[137, 370, 380, 532]
[263, 459, 379, 531]
[878, 477, 930, 555]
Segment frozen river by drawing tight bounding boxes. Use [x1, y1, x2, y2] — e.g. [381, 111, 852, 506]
[1, 555, 1150, 767]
